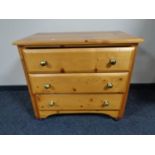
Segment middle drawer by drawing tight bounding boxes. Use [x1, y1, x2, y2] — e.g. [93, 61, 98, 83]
[29, 73, 128, 93]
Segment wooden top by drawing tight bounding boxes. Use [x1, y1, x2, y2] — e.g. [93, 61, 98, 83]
[14, 31, 144, 47]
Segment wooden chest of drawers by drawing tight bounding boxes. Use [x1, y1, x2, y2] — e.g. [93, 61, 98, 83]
[14, 31, 143, 119]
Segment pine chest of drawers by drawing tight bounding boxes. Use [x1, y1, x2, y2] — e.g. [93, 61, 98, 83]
[14, 31, 143, 119]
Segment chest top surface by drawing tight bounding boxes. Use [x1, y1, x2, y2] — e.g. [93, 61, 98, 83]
[14, 31, 143, 47]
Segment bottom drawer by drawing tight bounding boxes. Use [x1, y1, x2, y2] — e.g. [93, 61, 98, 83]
[36, 94, 123, 110]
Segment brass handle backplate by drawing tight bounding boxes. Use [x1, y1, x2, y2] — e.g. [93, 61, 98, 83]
[106, 82, 113, 88]
[109, 58, 116, 65]
[40, 60, 47, 66]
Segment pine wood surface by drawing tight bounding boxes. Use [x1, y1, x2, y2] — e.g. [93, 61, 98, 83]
[23, 47, 134, 73]
[36, 94, 123, 110]
[39, 110, 120, 119]
[29, 73, 128, 94]
[14, 31, 143, 46]
[15, 31, 143, 119]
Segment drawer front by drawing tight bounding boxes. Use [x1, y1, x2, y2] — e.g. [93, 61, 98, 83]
[23, 47, 135, 73]
[29, 73, 128, 93]
[36, 94, 123, 110]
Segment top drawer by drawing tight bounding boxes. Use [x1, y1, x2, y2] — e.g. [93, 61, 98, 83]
[23, 47, 135, 73]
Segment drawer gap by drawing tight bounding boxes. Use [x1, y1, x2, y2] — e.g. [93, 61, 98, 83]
[25, 45, 135, 49]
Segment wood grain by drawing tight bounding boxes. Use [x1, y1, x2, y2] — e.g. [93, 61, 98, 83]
[36, 94, 123, 110]
[118, 46, 137, 118]
[38, 110, 120, 119]
[13, 31, 143, 46]
[29, 73, 128, 94]
[18, 47, 40, 118]
[14, 31, 143, 119]
[23, 47, 134, 73]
